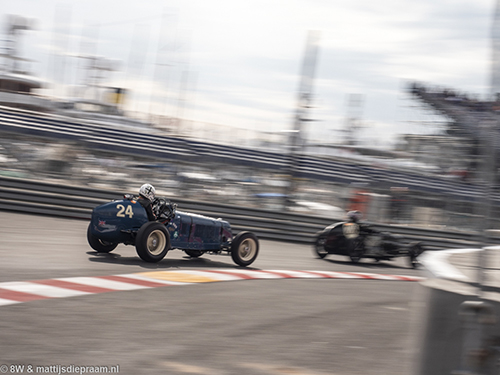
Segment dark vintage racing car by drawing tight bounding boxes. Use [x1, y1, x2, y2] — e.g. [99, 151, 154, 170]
[87, 195, 259, 266]
[313, 221, 425, 268]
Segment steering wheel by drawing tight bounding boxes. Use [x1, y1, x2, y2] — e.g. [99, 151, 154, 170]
[154, 198, 174, 219]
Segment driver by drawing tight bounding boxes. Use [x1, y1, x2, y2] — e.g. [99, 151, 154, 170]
[347, 210, 382, 256]
[346, 210, 363, 223]
[346, 210, 377, 234]
[138, 183, 157, 221]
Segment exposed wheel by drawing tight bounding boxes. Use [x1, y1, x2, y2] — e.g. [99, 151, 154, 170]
[135, 222, 170, 263]
[314, 234, 328, 259]
[408, 243, 424, 269]
[231, 232, 259, 267]
[87, 223, 118, 253]
[185, 250, 204, 258]
[348, 238, 365, 263]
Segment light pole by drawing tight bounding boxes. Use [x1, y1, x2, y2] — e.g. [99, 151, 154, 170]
[285, 30, 320, 209]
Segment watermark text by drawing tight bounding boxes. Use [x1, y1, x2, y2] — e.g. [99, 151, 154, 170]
[0, 364, 120, 374]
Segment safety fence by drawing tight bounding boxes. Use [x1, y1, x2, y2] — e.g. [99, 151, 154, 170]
[0, 175, 498, 250]
[0, 105, 487, 200]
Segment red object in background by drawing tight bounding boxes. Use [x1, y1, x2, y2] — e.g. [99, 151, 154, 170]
[348, 190, 370, 217]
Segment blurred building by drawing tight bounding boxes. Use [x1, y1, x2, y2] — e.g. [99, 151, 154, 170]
[408, 82, 499, 181]
[0, 15, 53, 112]
[401, 134, 474, 178]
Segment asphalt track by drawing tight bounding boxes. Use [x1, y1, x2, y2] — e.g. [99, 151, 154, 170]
[0, 212, 428, 375]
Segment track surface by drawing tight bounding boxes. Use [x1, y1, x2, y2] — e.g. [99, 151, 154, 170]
[0, 212, 427, 375]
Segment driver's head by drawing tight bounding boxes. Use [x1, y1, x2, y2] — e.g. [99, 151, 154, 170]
[139, 183, 155, 201]
[347, 210, 362, 223]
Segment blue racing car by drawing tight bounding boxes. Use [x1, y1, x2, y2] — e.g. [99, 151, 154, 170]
[87, 195, 259, 266]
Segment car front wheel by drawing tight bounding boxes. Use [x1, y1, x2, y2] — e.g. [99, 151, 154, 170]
[408, 243, 424, 269]
[231, 232, 259, 267]
[135, 222, 170, 263]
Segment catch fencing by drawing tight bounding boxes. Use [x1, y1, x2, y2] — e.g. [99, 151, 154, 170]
[0, 175, 497, 250]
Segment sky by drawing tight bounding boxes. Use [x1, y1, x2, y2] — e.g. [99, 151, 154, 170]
[1, 0, 497, 148]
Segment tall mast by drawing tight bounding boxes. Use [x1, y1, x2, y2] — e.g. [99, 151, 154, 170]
[285, 30, 321, 207]
[492, 0, 500, 99]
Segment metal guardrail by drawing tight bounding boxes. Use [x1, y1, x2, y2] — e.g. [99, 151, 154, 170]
[0, 175, 497, 250]
[0, 105, 487, 201]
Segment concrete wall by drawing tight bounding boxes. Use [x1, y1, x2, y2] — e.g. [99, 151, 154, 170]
[413, 273, 500, 374]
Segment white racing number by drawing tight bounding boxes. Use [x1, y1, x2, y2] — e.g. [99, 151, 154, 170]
[116, 204, 134, 219]
[343, 223, 360, 239]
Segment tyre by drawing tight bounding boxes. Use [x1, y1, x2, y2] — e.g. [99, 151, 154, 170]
[408, 243, 424, 269]
[135, 222, 170, 263]
[231, 232, 259, 267]
[185, 250, 204, 258]
[348, 238, 365, 263]
[87, 223, 118, 253]
[314, 234, 328, 259]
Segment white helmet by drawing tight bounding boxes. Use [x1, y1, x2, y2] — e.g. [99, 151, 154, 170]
[139, 183, 155, 201]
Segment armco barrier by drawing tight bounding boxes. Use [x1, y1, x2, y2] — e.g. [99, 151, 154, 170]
[0, 105, 489, 201]
[0, 175, 497, 248]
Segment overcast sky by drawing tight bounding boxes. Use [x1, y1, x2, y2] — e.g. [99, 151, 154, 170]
[2, 0, 496, 148]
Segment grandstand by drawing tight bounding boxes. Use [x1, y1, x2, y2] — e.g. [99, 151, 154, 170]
[407, 81, 500, 182]
[409, 82, 497, 138]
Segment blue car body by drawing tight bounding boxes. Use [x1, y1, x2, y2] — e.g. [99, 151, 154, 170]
[89, 199, 233, 250]
[87, 196, 259, 266]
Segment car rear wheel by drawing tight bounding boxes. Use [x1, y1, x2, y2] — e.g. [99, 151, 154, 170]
[136, 222, 170, 263]
[87, 223, 118, 253]
[314, 234, 328, 259]
[231, 232, 259, 267]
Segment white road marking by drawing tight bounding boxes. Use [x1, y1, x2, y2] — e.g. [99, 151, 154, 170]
[56, 277, 150, 291]
[0, 269, 423, 307]
[0, 281, 90, 298]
